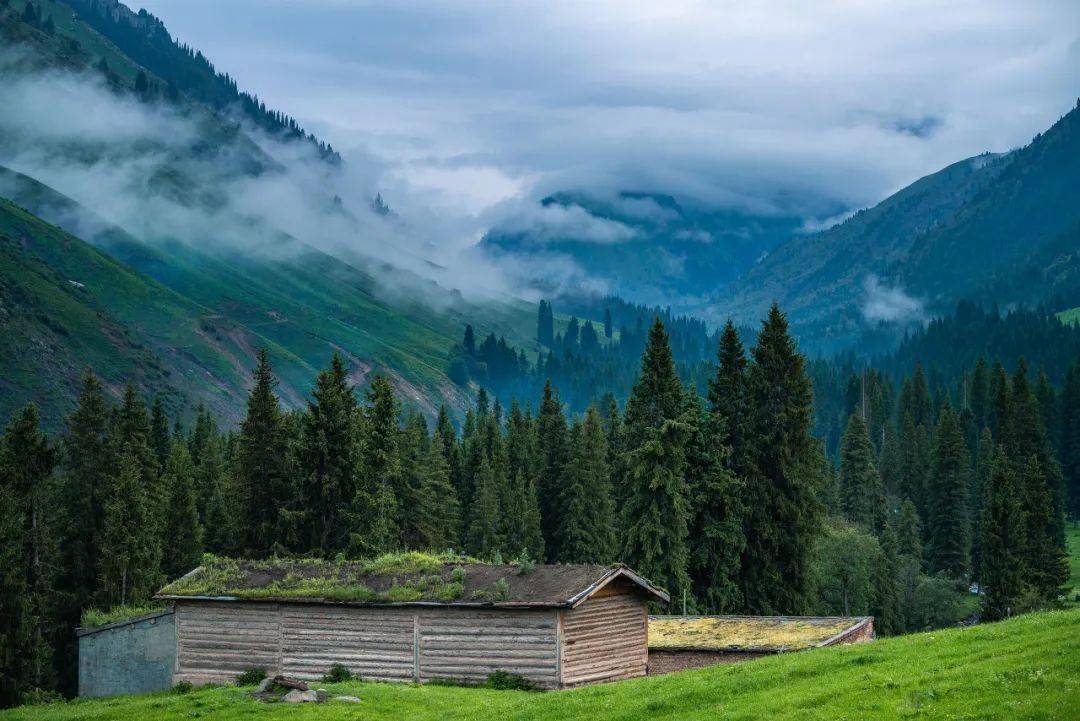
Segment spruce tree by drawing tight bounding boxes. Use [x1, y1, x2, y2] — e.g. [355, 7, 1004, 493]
[742, 304, 820, 614]
[399, 411, 429, 549]
[300, 353, 359, 553]
[839, 412, 882, 529]
[98, 450, 159, 607]
[927, 402, 970, 578]
[689, 383, 744, 613]
[149, 396, 171, 472]
[466, 456, 503, 558]
[0, 405, 56, 704]
[1018, 455, 1068, 600]
[980, 448, 1027, 621]
[621, 318, 691, 608]
[236, 349, 292, 552]
[415, 433, 460, 550]
[504, 470, 544, 560]
[970, 428, 994, 583]
[557, 408, 616, 563]
[352, 374, 401, 554]
[709, 321, 751, 477]
[535, 380, 568, 558]
[57, 371, 112, 689]
[872, 522, 902, 635]
[160, 434, 202, 579]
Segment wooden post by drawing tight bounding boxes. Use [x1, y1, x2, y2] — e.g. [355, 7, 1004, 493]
[412, 612, 420, 683]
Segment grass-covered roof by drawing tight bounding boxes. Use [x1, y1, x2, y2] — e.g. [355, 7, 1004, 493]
[156, 552, 665, 607]
[649, 615, 870, 652]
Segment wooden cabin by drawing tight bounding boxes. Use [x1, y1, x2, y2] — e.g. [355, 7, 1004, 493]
[155, 556, 670, 690]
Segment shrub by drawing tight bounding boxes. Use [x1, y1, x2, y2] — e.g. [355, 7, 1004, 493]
[485, 671, 536, 691]
[236, 667, 267, 686]
[322, 664, 353, 683]
[172, 681, 194, 695]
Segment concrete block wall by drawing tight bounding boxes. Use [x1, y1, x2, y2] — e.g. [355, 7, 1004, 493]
[78, 609, 177, 698]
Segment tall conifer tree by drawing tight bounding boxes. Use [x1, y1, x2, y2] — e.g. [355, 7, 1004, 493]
[300, 354, 359, 553]
[927, 402, 970, 578]
[839, 413, 882, 529]
[353, 375, 401, 554]
[236, 349, 292, 552]
[742, 304, 820, 614]
[160, 434, 202, 579]
[621, 318, 691, 608]
[980, 448, 1027, 621]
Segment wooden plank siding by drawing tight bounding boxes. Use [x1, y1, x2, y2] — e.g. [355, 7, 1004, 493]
[560, 583, 649, 687]
[174, 601, 282, 685]
[172, 601, 568, 689]
[418, 609, 560, 688]
[281, 605, 415, 682]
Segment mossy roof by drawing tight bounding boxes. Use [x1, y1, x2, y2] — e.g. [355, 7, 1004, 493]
[648, 615, 871, 652]
[156, 552, 668, 607]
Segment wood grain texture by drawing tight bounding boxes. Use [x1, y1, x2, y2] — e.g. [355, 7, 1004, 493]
[174, 601, 281, 684]
[560, 591, 648, 687]
[418, 609, 560, 688]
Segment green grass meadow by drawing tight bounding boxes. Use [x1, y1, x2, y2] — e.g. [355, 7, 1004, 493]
[4, 608, 1077, 721]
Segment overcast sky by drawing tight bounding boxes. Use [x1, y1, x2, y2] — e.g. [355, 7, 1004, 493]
[137, 0, 1079, 225]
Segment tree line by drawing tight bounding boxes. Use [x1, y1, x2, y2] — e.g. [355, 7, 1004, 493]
[1, 304, 1076, 706]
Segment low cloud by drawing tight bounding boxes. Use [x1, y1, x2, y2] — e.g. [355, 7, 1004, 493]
[485, 201, 639, 245]
[861, 275, 925, 324]
[0, 53, 516, 307]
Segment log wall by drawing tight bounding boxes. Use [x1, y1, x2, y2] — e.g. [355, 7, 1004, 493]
[559, 583, 649, 687]
[419, 608, 559, 688]
[174, 601, 281, 685]
[281, 605, 415, 682]
[173, 601, 568, 688]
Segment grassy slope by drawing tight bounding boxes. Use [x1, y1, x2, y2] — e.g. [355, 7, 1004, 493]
[0, 196, 259, 427]
[3, 609, 1077, 721]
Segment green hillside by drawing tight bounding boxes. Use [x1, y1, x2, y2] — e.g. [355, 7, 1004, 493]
[2, 609, 1076, 720]
[0, 195, 258, 427]
[0, 169, 542, 426]
[0, 2, 544, 425]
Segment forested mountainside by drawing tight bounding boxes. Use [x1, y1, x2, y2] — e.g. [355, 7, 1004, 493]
[52, 0, 339, 161]
[482, 191, 808, 309]
[0, 1, 545, 426]
[721, 101, 1080, 353]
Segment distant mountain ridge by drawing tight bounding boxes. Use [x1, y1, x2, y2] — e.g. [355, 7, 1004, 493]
[718, 101, 1080, 353]
[482, 190, 816, 310]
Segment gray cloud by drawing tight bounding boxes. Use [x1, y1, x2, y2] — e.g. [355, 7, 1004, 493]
[134, 0, 1079, 228]
[0, 54, 519, 307]
[861, 275, 925, 325]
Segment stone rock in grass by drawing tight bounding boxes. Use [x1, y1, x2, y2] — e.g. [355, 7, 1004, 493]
[334, 695, 362, 703]
[283, 689, 321, 703]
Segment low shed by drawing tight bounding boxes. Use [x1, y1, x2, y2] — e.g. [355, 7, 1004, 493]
[647, 615, 875, 674]
[155, 556, 669, 690]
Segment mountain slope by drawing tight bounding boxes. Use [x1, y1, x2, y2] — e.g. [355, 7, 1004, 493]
[0, 195, 255, 427]
[0, 2, 544, 424]
[482, 191, 809, 309]
[2, 609, 1077, 720]
[0, 166, 544, 425]
[720, 102, 1080, 352]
